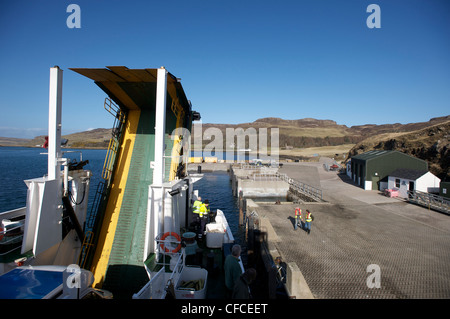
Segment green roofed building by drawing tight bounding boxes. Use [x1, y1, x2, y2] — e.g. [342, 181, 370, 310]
[440, 182, 450, 199]
[349, 150, 428, 191]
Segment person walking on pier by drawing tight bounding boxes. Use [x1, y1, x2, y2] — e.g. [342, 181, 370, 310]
[304, 210, 313, 234]
[294, 207, 302, 230]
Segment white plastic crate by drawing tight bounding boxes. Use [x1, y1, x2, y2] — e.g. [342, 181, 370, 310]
[175, 266, 208, 299]
[205, 223, 225, 248]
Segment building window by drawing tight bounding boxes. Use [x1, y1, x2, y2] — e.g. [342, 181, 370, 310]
[395, 179, 400, 188]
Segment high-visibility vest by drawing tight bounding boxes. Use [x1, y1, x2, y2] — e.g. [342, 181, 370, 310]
[193, 200, 202, 215]
[199, 203, 209, 218]
[294, 208, 302, 219]
[306, 212, 312, 222]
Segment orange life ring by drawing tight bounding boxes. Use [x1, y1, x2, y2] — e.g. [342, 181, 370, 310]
[0, 226, 4, 241]
[160, 232, 181, 253]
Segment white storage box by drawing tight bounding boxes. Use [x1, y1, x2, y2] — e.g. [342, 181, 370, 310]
[175, 266, 208, 299]
[206, 223, 225, 248]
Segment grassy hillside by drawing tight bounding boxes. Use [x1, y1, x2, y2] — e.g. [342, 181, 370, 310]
[1, 116, 448, 180]
[194, 115, 450, 150]
[0, 129, 112, 149]
[0, 137, 33, 147]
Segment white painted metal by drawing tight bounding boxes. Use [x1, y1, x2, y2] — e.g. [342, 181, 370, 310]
[33, 179, 62, 256]
[21, 179, 42, 253]
[48, 66, 63, 181]
[63, 158, 69, 197]
[153, 67, 167, 185]
[69, 170, 91, 227]
[145, 185, 163, 259]
[21, 178, 62, 255]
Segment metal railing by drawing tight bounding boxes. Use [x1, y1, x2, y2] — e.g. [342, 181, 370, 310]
[277, 172, 323, 202]
[78, 97, 126, 268]
[0, 207, 26, 259]
[252, 173, 279, 181]
[102, 98, 127, 181]
[407, 190, 450, 215]
[245, 171, 323, 201]
[235, 163, 280, 170]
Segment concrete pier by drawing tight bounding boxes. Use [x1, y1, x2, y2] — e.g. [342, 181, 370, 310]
[247, 158, 450, 298]
[189, 159, 450, 298]
[229, 164, 289, 197]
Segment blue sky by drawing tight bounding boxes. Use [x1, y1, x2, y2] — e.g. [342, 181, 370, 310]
[0, 0, 449, 138]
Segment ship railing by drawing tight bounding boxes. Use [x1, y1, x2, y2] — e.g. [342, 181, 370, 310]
[133, 245, 185, 299]
[154, 232, 182, 269]
[0, 207, 26, 258]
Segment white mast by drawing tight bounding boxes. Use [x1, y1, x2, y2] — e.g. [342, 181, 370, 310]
[48, 66, 63, 181]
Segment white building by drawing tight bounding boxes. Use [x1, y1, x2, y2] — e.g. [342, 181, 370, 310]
[387, 168, 441, 198]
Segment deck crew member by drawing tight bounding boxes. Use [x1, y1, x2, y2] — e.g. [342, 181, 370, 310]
[192, 196, 202, 219]
[198, 199, 210, 239]
[192, 196, 202, 236]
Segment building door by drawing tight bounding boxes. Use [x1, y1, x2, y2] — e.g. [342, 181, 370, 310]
[372, 176, 380, 190]
[408, 181, 415, 198]
[359, 165, 363, 187]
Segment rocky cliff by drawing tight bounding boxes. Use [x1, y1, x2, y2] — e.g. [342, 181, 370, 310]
[348, 121, 450, 180]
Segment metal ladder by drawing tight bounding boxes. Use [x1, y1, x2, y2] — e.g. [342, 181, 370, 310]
[78, 97, 127, 268]
[102, 98, 127, 181]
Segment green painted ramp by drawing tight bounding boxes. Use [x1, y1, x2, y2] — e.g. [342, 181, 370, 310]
[102, 109, 156, 298]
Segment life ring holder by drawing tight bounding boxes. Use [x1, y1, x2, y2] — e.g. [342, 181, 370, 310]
[159, 232, 182, 253]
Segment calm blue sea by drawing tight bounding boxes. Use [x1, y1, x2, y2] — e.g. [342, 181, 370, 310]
[192, 172, 245, 244]
[0, 147, 243, 243]
[0, 147, 107, 213]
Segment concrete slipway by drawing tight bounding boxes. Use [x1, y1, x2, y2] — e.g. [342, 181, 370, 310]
[251, 159, 450, 299]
